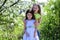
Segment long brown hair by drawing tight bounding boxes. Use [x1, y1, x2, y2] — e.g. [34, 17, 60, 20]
[31, 4, 41, 15]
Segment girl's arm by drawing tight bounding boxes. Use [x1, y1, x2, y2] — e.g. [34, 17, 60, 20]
[23, 20, 29, 36]
[23, 20, 26, 33]
[34, 20, 37, 37]
[38, 15, 42, 24]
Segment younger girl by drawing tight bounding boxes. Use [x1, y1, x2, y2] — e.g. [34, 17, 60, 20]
[23, 9, 39, 40]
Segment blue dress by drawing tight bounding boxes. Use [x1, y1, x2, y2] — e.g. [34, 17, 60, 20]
[23, 20, 39, 40]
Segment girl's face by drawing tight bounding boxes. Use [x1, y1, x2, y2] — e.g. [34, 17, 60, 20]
[27, 13, 32, 20]
[33, 5, 39, 12]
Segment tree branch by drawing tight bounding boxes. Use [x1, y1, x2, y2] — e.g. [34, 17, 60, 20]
[0, 0, 7, 9]
[0, 0, 7, 12]
[0, 0, 19, 12]
[10, 0, 19, 7]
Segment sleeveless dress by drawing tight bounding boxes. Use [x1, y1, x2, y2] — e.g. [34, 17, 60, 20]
[23, 20, 39, 40]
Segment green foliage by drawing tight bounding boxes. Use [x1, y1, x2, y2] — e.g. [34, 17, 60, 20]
[0, 0, 32, 40]
[0, 0, 60, 40]
[39, 0, 60, 40]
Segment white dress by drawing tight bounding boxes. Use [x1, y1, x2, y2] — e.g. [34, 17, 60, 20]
[23, 20, 39, 40]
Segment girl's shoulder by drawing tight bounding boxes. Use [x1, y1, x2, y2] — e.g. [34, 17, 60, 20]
[31, 19, 36, 22]
[34, 13, 41, 19]
[31, 19, 35, 21]
[34, 13, 41, 16]
[26, 19, 35, 21]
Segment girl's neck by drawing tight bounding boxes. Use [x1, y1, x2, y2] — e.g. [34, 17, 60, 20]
[27, 19, 31, 20]
[34, 11, 38, 14]
[27, 19, 33, 20]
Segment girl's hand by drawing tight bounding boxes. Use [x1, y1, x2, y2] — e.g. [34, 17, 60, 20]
[36, 21, 40, 26]
[26, 32, 30, 37]
[34, 32, 36, 38]
[35, 20, 39, 27]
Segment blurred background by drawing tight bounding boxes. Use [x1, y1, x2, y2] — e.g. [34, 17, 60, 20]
[0, 0, 60, 40]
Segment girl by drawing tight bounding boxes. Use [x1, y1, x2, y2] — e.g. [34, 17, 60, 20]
[23, 9, 39, 40]
[31, 4, 42, 38]
[31, 4, 41, 24]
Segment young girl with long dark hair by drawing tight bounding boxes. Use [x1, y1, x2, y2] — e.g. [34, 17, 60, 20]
[23, 9, 39, 40]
